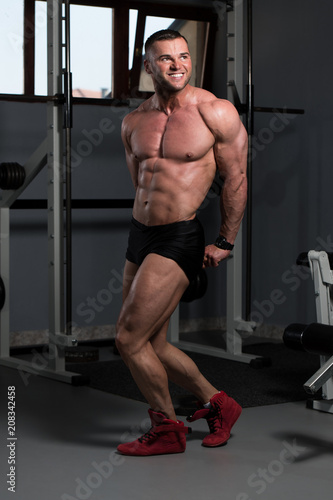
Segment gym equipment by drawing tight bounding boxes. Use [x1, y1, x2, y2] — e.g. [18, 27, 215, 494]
[181, 269, 208, 303]
[65, 345, 99, 363]
[283, 250, 333, 413]
[63, 0, 73, 336]
[283, 323, 333, 405]
[0, 277, 5, 311]
[0, 163, 26, 190]
[0, 0, 84, 384]
[284, 322, 333, 356]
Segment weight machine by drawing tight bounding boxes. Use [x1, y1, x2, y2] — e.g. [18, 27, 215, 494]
[284, 251, 333, 414]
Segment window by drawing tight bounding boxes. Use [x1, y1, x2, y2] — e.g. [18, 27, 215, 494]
[0, 0, 24, 94]
[35, 2, 112, 97]
[70, 5, 112, 98]
[34, 1, 47, 95]
[0, 1, 216, 102]
[129, 10, 138, 69]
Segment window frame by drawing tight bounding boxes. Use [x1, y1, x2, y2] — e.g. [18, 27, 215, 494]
[2, 0, 217, 104]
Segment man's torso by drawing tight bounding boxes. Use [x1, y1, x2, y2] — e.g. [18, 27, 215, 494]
[126, 89, 220, 225]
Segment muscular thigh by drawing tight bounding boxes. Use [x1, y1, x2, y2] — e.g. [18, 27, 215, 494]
[122, 260, 139, 303]
[118, 253, 189, 345]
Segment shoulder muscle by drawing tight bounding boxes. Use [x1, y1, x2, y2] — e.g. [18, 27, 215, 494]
[199, 99, 245, 142]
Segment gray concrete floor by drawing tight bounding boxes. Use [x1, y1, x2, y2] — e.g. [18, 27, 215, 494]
[0, 349, 332, 500]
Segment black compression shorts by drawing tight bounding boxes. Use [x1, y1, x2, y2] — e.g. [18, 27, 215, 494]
[125, 217, 205, 282]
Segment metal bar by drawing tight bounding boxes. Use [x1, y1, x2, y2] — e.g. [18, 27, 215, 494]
[304, 355, 333, 394]
[11, 199, 134, 209]
[64, 0, 73, 335]
[47, 0, 66, 371]
[129, 9, 146, 93]
[66, 125, 72, 334]
[0, 357, 86, 385]
[112, 5, 129, 99]
[225, 1, 256, 360]
[0, 208, 10, 358]
[0, 94, 129, 106]
[246, 0, 253, 319]
[253, 106, 304, 114]
[24, 0, 35, 94]
[171, 341, 259, 363]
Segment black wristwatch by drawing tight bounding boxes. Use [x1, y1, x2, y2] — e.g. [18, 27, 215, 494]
[214, 235, 234, 251]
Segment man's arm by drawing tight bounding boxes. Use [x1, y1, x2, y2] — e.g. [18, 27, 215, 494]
[121, 113, 139, 190]
[203, 100, 248, 267]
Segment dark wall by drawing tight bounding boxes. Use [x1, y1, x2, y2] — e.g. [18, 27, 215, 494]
[249, 0, 333, 328]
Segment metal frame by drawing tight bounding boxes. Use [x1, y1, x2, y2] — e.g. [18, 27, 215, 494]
[304, 250, 333, 413]
[0, 0, 81, 383]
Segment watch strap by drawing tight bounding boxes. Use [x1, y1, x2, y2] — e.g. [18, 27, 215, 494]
[214, 235, 234, 250]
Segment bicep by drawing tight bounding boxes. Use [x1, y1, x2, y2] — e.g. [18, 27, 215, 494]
[214, 118, 248, 180]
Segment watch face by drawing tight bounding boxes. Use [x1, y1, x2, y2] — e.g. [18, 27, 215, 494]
[215, 236, 233, 250]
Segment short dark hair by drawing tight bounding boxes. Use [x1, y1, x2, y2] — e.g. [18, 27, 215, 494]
[144, 29, 188, 55]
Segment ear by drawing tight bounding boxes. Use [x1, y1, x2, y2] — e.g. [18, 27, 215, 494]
[144, 59, 152, 75]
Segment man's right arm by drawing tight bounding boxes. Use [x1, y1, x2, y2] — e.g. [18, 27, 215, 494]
[202, 99, 248, 267]
[121, 114, 139, 190]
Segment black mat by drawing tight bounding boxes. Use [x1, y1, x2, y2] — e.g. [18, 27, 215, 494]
[66, 342, 321, 413]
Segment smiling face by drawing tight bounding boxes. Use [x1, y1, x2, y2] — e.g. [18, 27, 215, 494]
[144, 37, 192, 95]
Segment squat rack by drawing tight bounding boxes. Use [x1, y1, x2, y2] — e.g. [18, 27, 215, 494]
[0, 0, 82, 383]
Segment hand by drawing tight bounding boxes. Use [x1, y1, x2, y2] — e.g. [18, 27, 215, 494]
[203, 244, 231, 268]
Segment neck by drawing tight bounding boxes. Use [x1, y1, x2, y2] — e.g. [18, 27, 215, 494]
[153, 85, 192, 115]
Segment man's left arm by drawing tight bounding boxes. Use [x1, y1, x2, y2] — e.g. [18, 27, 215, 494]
[203, 100, 248, 268]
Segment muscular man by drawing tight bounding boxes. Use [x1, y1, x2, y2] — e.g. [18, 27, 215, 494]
[115, 29, 248, 456]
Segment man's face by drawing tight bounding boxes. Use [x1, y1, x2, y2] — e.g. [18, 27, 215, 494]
[144, 37, 192, 93]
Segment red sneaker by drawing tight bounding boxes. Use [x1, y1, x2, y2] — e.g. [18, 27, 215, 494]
[117, 409, 192, 456]
[187, 391, 242, 447]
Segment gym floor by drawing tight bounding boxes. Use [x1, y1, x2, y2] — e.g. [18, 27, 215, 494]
[0, 347, 332, 500]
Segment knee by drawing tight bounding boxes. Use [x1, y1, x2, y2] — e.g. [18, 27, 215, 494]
[115, 321, 129, 359]
[115, 333, 129, 361]
[115, 318, 138, 360]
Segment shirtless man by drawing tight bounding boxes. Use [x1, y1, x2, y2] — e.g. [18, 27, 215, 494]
[115, 29, 248, 456]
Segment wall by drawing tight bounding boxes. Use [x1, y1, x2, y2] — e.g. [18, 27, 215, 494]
[249, 0, 333, 328]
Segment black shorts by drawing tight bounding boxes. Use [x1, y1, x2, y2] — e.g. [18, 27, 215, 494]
[126, 217, 205, 282]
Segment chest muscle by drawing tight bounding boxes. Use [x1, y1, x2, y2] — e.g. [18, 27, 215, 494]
[131, 108, 214, 162]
